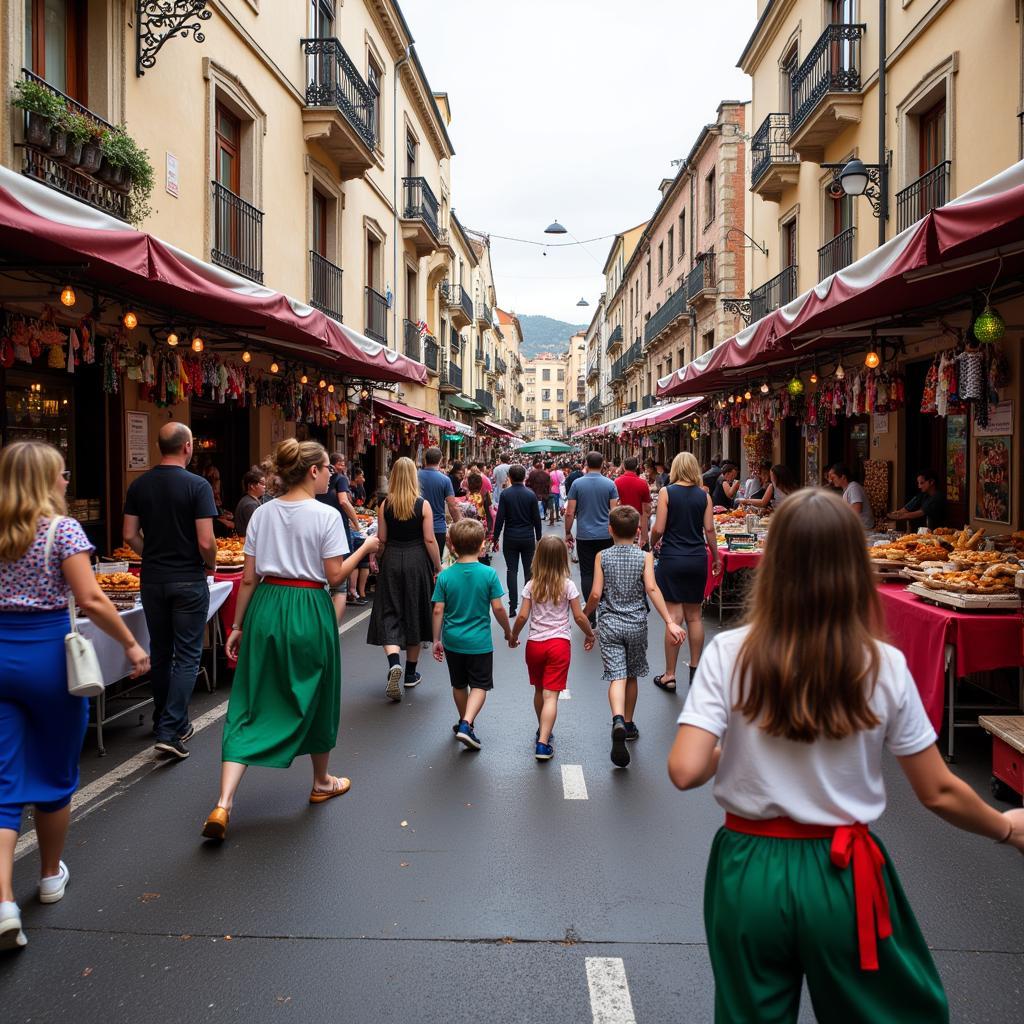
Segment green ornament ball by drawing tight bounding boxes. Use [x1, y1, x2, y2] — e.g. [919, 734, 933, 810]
[972, 305, 1004, 344]
[787, 376, 805, 397]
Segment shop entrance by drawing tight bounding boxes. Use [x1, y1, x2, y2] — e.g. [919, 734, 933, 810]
[782, 419, 803, 485]
[826, 414, 869, 482]
[190, 399, 250, 513]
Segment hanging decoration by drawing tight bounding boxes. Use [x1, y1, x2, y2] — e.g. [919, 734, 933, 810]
[971, 305, 1005, 344]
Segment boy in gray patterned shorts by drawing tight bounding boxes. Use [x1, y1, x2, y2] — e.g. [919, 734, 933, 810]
[583, 506, 685, 768]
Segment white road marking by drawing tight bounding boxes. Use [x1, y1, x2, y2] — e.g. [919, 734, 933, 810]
[561, 764, 588, 800]
[16, 606, 372, 863]
[558, 689, 571, 700]
[585, 957, 637, 1024]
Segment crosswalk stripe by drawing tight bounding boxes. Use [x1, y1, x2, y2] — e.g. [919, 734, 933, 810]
[561, 764, 588, 800]
[585, 957, 637, 1024]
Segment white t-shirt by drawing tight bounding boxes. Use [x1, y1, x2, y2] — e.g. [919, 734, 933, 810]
[843, 480, 875, 529]
[523, 577, 580, 642]
[243, 498, 349, 583]
[678, 625, 935, 825]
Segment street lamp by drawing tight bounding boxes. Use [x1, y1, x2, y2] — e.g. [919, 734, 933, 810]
[544, 220, 567, 234]
[838, 157, 871, 197]
[576, 297, 589, 307]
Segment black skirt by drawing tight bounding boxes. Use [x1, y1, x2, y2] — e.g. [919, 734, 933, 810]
[366, 540, 434, 647]
[654, 552, 708, 604]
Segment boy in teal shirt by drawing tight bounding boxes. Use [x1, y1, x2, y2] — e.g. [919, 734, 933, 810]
[432, 518, 513, 750]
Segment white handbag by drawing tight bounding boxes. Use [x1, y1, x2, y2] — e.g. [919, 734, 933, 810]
[44, 517, 105, 698]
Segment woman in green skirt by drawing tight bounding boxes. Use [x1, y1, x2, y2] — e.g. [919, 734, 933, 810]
[202, 439, 377, 841]
[668, 489, 1022, 1023]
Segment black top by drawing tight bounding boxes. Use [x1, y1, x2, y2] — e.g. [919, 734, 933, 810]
[234, 494, 260, 537]
[711, 476, 737, 510]
[701, 466, 722, 488]
[493, 483, 543, 542]
[565, 470, 584, 492]
[660, 483, 710, 558]
[385, 496, 425, 543]
[351, 482, 367, 505]
[123, 465, 218, 582]
[905, 490, 947, 529]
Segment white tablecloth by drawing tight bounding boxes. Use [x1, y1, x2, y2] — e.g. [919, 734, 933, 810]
[79, 580, 232, 688]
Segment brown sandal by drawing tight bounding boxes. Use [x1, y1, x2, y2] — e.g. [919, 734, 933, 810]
[309, 775, 351, 804]
[202, 806, 229, 840]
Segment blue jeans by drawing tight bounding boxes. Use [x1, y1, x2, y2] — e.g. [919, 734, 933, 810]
[141, 580, 210, 742]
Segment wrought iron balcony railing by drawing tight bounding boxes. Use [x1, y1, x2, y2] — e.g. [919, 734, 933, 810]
[474, 346, 484, 363]
[586, 355, 599, 379]
[749, 265, 798, 322]
[610, 354, 626, 384]
[641, 393, 654, 410]
[211, 181, 264, 283]
[606, 324, 624, 352]
[568, 400, 582, 413]
[442, 361, 462, 390]
[686, 253, 717, 301]
[443, 281, 474, 323]
[818, 227, 856, 281]
[495, 355, 507, 375]
[365, 286, 388, 345]
[790, 23, 866, 133]
[750, 112, 798, 187]
[644, 287, 688, 346]
[475, 389, 495, 414]
[301, 37, 376, 149]
[449, 326, 461, 357]
[896, 160, 951, 232]
[402, 176, 440, 238]
[475, 302, 492, 325]
[626, 339, 643, 367]
[403, 319, 422, 361]
[17, 69, 131, 221]
[424, 336, 438, 372]
[309, 251, 343, 321]
[587, 396, 601, 417]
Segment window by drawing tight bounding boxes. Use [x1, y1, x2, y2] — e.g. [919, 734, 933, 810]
[366, 232, 382, 291]
[367, 55, 383, 147]
[24, 0, 88, 101]
[215, 104, 241, 194]
[542, 408, 550, 421]
[557, 389, 564, 402]
[312, 190, 329, 257]
[557, 368, 565, 381]
[679, 211, 686, 258]
[542, 389, 551, 401]
[667, 228, 674, 267]
[665, 353, 672, 373]
[702, 329, 715, 354]
[704, 169, 716, 226]
[657, 243, 664, 283]
[782, 217, 798, 270]
[542, 368, 551, 381]
[919, 98, 946, 176]
[406, 131, 417, 178]
[780, 43, 799, 113]
[311, 0, 334, 36]
[677, 347, 685, 367]
[646, 259, 651, 295]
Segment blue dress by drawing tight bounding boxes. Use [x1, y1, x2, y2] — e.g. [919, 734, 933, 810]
[655, 484, 710, 604]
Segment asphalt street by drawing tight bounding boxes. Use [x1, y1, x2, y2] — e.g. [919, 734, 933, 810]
[3, 523, 1023, 1023]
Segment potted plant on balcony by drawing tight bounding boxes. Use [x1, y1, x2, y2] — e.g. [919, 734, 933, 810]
[77, 122, 107, 176]
[12, 78, 66, 148]
[99, 127, 154, 224]
[57, 109, 94, 168]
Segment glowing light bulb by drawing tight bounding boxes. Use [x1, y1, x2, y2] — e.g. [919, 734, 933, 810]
[759, 382, 769, 394]
[242, 350, 252, 363]
[835, 364, 846, 380]
[327, 384, 335, 393]
[300, 374, 309, 384]
[809, 371, 818, 384]
[270, 362, 279, 374]
[123, 310, 138, 330]
[192, 336, 204, 353]
[727, 395, 735, 404]
[319, 379, 327, 389]
[167, 332, 179, 347]
[60, 285, 76, 307]
[865, 351, 880, 369]
[743, 390, 752, 401]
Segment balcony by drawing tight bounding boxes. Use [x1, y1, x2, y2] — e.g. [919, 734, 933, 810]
[495, 380, 505, 395]
[495, 355, 507, 375]
[301, 38, 376, 178]
[788, 23, 866, 159]
[423, 336, 438, 373]
[749, 265, 798, 322]
[475, 302, 492, 327]
[897, 161, 951, 233]
[511, 408, 524, 427]
[365, 286, 387, 345]
[449, 326, 461, 357]
[587, 396, 601, 417]
[625, 400, 637, 414]
[443, 280, 473, 329]
[441, 360, 462, 392]
[586, 355, 599, 382]
[403, 319, 422, 361]
[16, 70, 131, 221]
[401, 176, 440, 256]
[474, 346, 484, 364]
[475, 389, 495, 414]
[211, 182, 264, 283]
[610, 354, 626, 386]
[626, 339, 643, 368]
[644, 287, 688, 347]
[750, 113, 799, 201]
[686, 253, 717, 304]
[818, 226, 855, 281]
[641, 393, 654, 409]
[606, 324, 624, 353]
[309, 251, 343, 322]
[569, 400, 582, 414]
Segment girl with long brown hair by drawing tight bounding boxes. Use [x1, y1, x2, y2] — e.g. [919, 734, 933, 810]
[366, 457, 442, 702]
[509, 535, 595, 760]
[668, 488, 1023, 1022]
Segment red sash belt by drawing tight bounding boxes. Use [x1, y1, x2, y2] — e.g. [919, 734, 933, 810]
[725, 813, 893, 972]
[261, 576, 324, 589]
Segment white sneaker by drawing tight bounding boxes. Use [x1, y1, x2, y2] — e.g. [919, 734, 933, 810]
[38, 861, 69, 904]
[0, 901, 27, 949]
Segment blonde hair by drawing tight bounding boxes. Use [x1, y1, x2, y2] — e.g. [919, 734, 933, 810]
[0, 441, 66, 562]
[387, 457, 419, 521]
[735, 489, 881, 742]
[272, 438, 328, 489]
[529, 535, 570, 606]
[669, 451, 702, 486]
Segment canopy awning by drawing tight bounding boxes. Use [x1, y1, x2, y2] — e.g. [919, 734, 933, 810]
[373, 395, 465, 433]
[477, 418, 519, 439]
[447, 393, 484, 412]
[629, 396, 706, 429]
[0, 166, 426, 386]
[658, 159, 1024, 399]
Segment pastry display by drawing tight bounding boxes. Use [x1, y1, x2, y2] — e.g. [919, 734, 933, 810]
[97, 571, 140, 593]
[215, 537, 245, 565]
[108, 544, 139, 561]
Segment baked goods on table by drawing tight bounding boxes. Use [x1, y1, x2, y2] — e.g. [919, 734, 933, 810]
[215, 537, 245, 565]
[97, 571, 140, 593]
[919, 569, 1016, 594]
[109, 544, 138, 561]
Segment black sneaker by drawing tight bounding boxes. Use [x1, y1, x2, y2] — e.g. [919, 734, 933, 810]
[350, 595, 368, 607]
[178, 723, 195, 743]
[404, 672, 421, 689]
[624, 722, 639, 741]
[610, 717, 630, 768]
[154, 738, 190, 760]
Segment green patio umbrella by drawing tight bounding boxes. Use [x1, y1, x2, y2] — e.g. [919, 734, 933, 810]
[515, 439, 574, 454]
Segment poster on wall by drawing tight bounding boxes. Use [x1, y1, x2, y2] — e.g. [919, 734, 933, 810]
[126, 411, 150, 472]
[974, 434, 1011, 524]
[945, 414, 967, 504]
[974, 401, 1013, 437]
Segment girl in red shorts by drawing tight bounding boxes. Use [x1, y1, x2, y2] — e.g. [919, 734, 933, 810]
[510, 536, 595, 761]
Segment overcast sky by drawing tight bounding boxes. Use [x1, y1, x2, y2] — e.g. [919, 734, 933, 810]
[401, 0, 755, 325]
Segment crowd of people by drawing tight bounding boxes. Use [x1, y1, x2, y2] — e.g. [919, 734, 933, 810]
[1, 429, 1021, 1024]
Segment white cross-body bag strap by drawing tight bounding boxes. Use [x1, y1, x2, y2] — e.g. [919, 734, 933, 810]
[43, 515, 79, 633]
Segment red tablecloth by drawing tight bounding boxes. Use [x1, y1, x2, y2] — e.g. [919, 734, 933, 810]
[877, 584, 1024, 731]
[211, 571, 243, 666]
[705, 547, 763, 596]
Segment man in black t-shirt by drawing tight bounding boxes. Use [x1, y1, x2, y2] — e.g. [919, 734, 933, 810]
[124, 422, 218, 760]
[889, 469, 947, 530]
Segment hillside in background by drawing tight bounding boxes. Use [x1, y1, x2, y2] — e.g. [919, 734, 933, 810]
[516, 315, 588, 358]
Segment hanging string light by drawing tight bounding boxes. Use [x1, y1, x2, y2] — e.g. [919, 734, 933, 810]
[60, 284, 76, 307]
[191, 335, 204, 353]
[270, 361, 279, 374]
[242, 350, 252, 363]
[122, 309, 138, 330]
[166, 332, 179, 348]
[759, 381, 769, 394]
